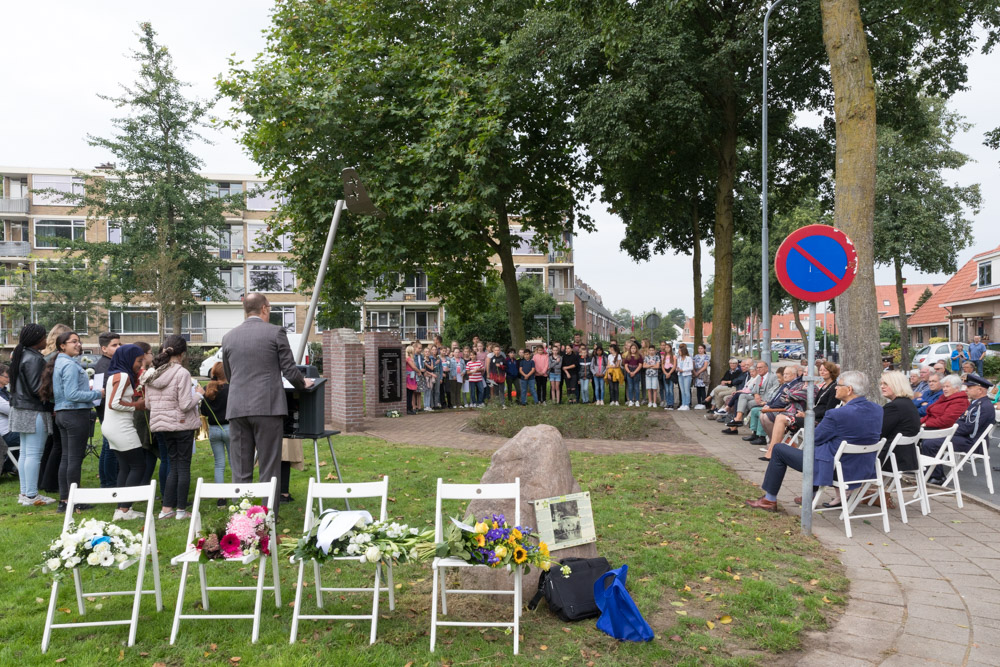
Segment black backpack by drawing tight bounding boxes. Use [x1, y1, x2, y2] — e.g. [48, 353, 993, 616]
[528, 556, 611, 622]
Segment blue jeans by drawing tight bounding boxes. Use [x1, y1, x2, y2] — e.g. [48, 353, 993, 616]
[625, 374, 641, 402]
[975, 359, 984, 376]
[99, 435, 119, 488]
[594, 377, 605, 402]
[18, 412, 49, 497]
[519, 378, 537, 405]
[208, 424, 230, 484]
[662, 378, 676, 407]
[678, 375, 692, 407]
[580, 379, 591, 403]
[470, 380, 486, 405]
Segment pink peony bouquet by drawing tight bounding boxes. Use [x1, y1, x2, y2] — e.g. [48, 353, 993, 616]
[194, 497, 274, 562]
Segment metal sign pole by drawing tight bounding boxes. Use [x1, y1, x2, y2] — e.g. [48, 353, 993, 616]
[801, 301, 817, 534]
[297, 199, 344, 364]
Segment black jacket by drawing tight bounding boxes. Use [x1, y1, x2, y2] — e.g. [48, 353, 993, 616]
[880, 397, 922, 471]
[813, 382, 840, 422]
[11, 347, 48, 412]
[94, 355, 112, 423]
[201, 383, 230, 426]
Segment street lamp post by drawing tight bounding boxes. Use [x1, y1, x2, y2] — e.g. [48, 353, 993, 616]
[761, 0, 786, 365]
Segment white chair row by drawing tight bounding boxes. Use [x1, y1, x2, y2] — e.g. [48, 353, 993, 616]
[41, 476, 526, 655]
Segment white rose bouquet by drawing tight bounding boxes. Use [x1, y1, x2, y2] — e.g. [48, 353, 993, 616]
[282, 515, 435, 566]
[39, 519, 143, 580]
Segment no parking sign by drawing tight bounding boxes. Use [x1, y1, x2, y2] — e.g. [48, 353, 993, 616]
[775, 225, 858, 303]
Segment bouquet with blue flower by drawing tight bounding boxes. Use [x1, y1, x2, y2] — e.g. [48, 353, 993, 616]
[39, 518, 144, 580]
[436, 513, 570, 576]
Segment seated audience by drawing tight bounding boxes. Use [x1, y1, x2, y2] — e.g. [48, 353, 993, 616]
[710, 359, 750, 416]
[914, 373, 943, 416]
[878, 370, 922, 473]
[745, 371, 882, 512]
[920, 374, 968, 429]
[911, 365, 932, 402]
[921, 374, 996, 484]
[738, 365, 796, 445]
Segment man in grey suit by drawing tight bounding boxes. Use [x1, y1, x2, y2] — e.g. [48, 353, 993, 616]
[724, 361, 778, 430]
[223, 294, 313, 511]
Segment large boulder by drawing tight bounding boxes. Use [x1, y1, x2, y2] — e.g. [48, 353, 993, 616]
[459, 425, 599, 600]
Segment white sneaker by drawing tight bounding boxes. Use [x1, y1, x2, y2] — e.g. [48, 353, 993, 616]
[157, 510, 176, 520]
[425, 407, 435, 412]
[678, 405, 691, 411]
[175, 510, 191, 521]
[694, 404, 706, 410]
[715, 409, 728, 415]
[628, 401, 634, 407]
[113, 508, 145, 521]
[19, 493, 56, 506]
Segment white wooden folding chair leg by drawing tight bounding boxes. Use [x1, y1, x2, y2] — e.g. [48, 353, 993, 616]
[313, 559, 324, 608]
[252, 552, 268, 643]
[271, 540, 282, 607]
[514, 566, 521, 655]
[72, 568, 86, 615]
[290, 559, 305, 644]
[369, 564, 382, 645]
[170, 561, 189, 645]
[430, 566, 439, 653]
[837, 483, 854, 538]
[41, 580, 60, 653]
[440, 573, 449, 615]
[198, 563, 210, 611]
[386, 563, 395, 611]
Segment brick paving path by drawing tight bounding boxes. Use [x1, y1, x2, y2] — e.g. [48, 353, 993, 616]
[357, 407, 1000, 665]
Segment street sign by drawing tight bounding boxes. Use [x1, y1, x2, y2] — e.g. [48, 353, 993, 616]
[644, 313, 662, 330]
[774, 224, 857, 303]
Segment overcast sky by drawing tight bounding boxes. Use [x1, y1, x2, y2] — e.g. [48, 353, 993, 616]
[3, 1, 998, 319]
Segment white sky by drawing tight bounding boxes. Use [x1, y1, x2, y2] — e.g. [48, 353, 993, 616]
[3, 1, 998, 319]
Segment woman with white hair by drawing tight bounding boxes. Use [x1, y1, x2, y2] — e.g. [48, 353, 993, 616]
[920, 374, 968, 430]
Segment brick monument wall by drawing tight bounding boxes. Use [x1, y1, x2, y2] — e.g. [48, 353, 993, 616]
[323, 329, 365, 432]
[364, 332, 408, 418]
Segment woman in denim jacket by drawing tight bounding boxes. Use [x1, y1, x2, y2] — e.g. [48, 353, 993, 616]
[39, 330, 104, 512]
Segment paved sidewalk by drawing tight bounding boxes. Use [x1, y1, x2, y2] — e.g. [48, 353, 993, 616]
[676, 409, 1000, 667]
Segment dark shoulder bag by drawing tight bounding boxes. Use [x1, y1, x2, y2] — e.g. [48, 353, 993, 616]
[527, 556, 611, 622]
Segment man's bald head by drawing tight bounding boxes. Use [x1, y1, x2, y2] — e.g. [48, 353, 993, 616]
[244, 293, 269, 317]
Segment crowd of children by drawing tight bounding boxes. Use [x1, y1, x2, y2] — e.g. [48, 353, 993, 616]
[402, 334, 710, 414]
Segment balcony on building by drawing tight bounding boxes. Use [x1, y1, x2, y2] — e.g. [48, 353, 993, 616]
[210, 244, 245, 261]
[547, 286, 575, 302]
[0, 198, 29, 215]
[547, 250, 573, 264]
[0, 241, 30, 257]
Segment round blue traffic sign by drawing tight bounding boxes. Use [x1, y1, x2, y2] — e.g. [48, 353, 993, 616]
[774, 225, 858, 303]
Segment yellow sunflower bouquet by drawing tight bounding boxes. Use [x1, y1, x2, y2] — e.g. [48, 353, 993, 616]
[436, 513, 570, 577]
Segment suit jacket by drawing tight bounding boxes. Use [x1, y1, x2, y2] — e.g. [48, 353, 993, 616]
[755, 372, 780, 403]
[812, 396, 883, 487]
[222, 317, 306, 420]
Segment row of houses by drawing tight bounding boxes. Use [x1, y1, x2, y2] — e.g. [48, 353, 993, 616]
[0, 165, 621, 350]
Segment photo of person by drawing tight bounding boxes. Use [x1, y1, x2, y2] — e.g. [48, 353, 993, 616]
[550, 499, 583, 542]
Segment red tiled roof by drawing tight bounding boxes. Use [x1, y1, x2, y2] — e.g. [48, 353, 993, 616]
[768, 312, 837, 339]
[908, 247, 1000, 326]
[875, 283, 941, 317]
[682, 318, 712, 339]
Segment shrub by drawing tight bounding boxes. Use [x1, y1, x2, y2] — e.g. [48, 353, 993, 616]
[984, 355, 1000, 379]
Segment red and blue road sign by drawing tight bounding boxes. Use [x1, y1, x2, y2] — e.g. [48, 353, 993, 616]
[774, 225, 858, 303]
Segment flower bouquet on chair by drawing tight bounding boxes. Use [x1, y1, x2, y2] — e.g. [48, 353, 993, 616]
[281, 509, 435, 566]
[40, 519, 144, 579]
[435, 513, 570, 576]
[193, 497, 274, 562]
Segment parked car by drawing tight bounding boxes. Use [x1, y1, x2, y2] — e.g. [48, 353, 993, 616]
[199, 332, 310, 377]
[985, 342, 1000, 358]
[910, 342, 965, 369]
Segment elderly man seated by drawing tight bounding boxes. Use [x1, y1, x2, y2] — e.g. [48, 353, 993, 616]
[921, 374, 996, 484]
[745, 371, 883, 512]
[912, 365, 932, 399]
[705, 357, 750, 419]
[914, 373, 943, 417]
[714, 360, 756, 422]
[738, 365, 799, 445]
[723, 361, 778, 428]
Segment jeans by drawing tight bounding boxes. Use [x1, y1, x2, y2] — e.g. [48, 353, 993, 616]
[208, 424, 230, 484]
[580, 379, 591, 403]
[114, 447, 147, 509]
[519, 378, 537, 405]
[594, 377, 605, 402]
[535, 376, 547, 403]
[39, 429, 61, 493]
[976, 359, 984, 376]
[160, 429, 195, 510]
[470, 380, 486, 405]
[56, 409, 92, 501]
[506, 377, 517, 404]
[662, 378, 676, 407]
[98, 435, 119, 488]
[423, 382, 435, 408]
[625, 374, 641, 402]
[678, 375, 692, 407]
[761, 442, 805, 496]
[18, 412, 48, 498]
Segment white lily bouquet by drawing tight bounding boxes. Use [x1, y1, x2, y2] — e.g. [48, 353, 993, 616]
[281, 509, 435, 566]
[40, 519, 143, 579]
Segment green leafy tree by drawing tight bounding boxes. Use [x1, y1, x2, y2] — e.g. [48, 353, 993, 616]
[874, 98, 980, 368]
[912, 287, 934, 313]
[2, 263, 101, 335]
[220, 0, 593, 350]
[442, 278, 574, 349]
[879, 320, 901, 345]
[49, 23, 233, 335]
[666, 308, 687, 330]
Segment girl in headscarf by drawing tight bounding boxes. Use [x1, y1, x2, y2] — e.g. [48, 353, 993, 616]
[8, 323, 55, 507]
[103, 344, 147, 520]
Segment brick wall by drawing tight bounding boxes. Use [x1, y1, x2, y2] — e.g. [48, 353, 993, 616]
[323, 329, 365, 432]
[364, 332, 408, 418]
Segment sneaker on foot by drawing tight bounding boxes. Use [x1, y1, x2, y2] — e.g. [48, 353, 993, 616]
[678, 405, 690, 411]
[157, 510, 176, 520]
[694, 404, 706, 410]
[175, 510, 191, 520]
[113, 508, 145, 521]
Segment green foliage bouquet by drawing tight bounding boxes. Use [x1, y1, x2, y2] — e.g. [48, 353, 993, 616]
[282, 512, 435, 567]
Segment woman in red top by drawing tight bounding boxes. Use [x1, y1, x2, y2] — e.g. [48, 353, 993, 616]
[921, 374, 969, 429]
[466, 355, 485, 407]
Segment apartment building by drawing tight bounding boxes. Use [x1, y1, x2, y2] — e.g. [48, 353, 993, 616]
[360, 226, 576, 341]
[573, 278, 619, 342]
[0, 166, 321, 350]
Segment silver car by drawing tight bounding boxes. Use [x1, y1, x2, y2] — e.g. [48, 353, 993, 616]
[910, 341, 965, 369]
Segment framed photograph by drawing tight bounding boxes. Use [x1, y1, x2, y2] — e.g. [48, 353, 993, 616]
[532, 492, 596, 551]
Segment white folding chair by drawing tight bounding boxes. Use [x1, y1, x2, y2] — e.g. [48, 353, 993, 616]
[914, 425, 962, 511]
[170, 477, 280, 645]
[943, 424, 995, 494]
[430, 478, 522, 655]
[41, 481, 162, 653]
[812, 439, 888, 538]
[290, 476, 395, 644]
[4, 441, 19, 472]
[866, 433, 924, 524]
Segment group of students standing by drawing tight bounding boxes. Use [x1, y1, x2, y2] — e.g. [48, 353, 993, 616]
[402, 334, 710, 411]
[5, 323, 239, 521]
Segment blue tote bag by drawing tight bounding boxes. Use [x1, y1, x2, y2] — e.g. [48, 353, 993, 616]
[593, 564, 654, 642]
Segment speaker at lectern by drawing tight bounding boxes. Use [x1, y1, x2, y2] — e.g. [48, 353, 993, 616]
[283, 365, 326, 438]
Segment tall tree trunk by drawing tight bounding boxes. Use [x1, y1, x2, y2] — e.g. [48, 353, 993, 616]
[692, 199, 704, 350]
[791, 297, 809, 343]
[709, 86, 737, 387]
[894, 256, 911, 368]
[821, 0, 880, 397]
[496, 203, 526, 349]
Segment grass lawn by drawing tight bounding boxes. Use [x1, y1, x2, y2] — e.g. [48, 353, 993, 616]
[0, 431, 847, 666]
[467, 402, 656, 440]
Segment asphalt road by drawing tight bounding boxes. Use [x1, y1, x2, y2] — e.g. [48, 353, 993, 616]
[950, 431, 1000, 506]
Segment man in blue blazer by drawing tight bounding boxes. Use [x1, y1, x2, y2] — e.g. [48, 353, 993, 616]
[746, 370, 884, 511]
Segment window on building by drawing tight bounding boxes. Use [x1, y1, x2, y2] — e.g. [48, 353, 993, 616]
[930, 326, 939, 338]
[246, 182, 285, 211]
[882, 300, 891, 306]
[219, 266, 245, 298]
[515, 266, 543, 285]
[34, 219, 86, 248]
[404, 310, 438, 340]
[269, 305, 296, 332]
[247, 223, 293, 252]
[108, 222, 122, 244]
[403, 272, 429, 300]
[368, 311, 400, 330]
[3, 220, 28, 243]
[181, 309, 206, 335]
[512, 230, 543, 255]
[31, 175, 85, 205]
[979, 262, 992, 288]
[249, 264, 295, 292]
[109, 309, 158, 334]
[779, 323, 784, 329]
[916, 328, 923, 344]
[216, 225, 245, 259]
[206, 181, 244, 198]
[35, 262, 87, 292]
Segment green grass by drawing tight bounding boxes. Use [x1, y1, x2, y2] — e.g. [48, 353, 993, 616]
[0, 433, 847, 666]
[467, 401, 655, 440]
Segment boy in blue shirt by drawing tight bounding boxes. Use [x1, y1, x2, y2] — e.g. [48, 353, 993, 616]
[518, 349, 538, 405]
